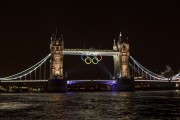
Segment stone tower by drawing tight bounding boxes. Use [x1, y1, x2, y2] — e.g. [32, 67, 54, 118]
[116, 32, 134, 91]
[48, 33, 67, 93]
[117, 33, 130, 78]
[50, 34, 64, 79]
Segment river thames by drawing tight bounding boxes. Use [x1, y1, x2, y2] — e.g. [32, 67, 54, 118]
[0, 90, 180, 120]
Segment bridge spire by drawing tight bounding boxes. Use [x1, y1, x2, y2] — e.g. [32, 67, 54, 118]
[119, 32, 122, 42]
[113, 39, 118, 51]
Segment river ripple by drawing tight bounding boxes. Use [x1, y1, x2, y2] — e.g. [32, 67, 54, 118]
[0, 90, 180, 120]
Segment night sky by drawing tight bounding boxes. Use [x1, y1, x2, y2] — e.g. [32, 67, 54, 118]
[0, 1, 179, 79]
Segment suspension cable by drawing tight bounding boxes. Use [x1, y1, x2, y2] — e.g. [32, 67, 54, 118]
[0, 54, 51, 80]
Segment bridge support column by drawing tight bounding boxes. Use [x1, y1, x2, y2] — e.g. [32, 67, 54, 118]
[48, 79, 67, 93]
[116, 78, 134, 91]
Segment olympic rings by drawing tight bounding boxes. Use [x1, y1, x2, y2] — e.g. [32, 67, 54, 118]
[81, 54, 86, 61]
[85, 56, 91, 64]
[92, 57, 98, 64]
[96, 55, 102, 61]
[81, 53, 102, 64]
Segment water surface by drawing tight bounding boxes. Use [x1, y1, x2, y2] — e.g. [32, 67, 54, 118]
[0, 90, 180, 120]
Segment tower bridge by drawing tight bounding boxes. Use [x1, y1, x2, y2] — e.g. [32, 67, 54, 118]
[0, 32, 180, 92]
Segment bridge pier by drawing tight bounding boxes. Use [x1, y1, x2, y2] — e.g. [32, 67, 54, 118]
[116, 78, 134, 91]
[48, 79, 67, 93]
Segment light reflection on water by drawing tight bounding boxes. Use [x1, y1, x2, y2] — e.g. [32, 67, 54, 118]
[0, 91, 180, 120]
[0, 102, 31, 110]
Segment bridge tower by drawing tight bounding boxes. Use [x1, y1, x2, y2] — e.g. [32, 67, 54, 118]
[118, 33, 130, 78]
[48, 33, 67, 92]
[50, 34, 64, 79]
[116, 32, 134, 91]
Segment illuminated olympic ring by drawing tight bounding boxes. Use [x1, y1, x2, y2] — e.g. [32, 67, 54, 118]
[96, 55, 102, 61]
[85, 56, 91, 64]
[81, 53, 102, 64]
[81, 54, 87, 61]
[92, 57, 98, 64]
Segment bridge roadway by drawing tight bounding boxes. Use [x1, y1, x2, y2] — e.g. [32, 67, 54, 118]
[1, 79, 180, 83]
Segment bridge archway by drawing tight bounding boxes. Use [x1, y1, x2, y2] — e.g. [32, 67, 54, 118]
[64, 55, 114, 80]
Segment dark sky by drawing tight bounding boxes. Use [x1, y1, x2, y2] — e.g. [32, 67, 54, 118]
[0, 1, 179, 79]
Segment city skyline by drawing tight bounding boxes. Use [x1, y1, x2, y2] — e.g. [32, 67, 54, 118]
[0, 1, 179, 78]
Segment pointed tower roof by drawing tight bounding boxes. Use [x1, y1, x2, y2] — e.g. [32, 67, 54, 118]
[113, 39, 118, 51]
[119, 32, 122, 42]
[113, 39, 116, 46]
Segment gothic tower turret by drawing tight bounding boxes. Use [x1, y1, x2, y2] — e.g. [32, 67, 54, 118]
[113, 39, 118, 51]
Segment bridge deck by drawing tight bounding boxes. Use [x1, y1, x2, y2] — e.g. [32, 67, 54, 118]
[1, 79, 180, 83]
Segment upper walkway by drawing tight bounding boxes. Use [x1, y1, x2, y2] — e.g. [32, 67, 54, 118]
[63, 49, 119, 56]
